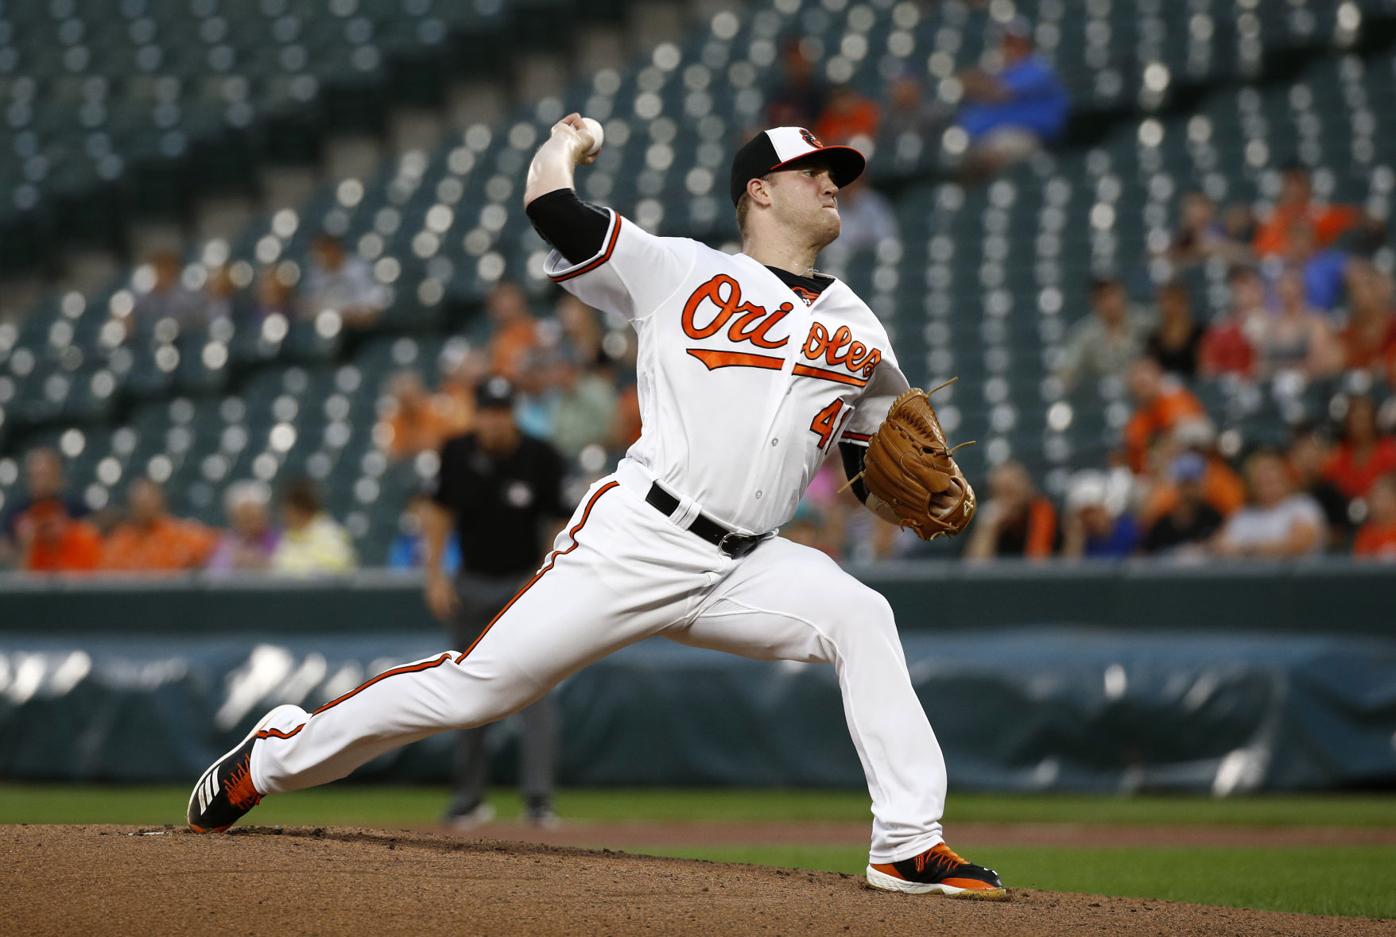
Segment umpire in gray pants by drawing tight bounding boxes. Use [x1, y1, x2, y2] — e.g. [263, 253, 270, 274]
[422, 376, 571, 828]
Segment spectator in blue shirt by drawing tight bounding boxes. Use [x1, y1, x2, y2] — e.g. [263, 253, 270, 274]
[389, 492, 460, 573]
[956, 19, 1069, 179]
[1061, 470, 1140, 559]
[1282, 220, 1349, 313]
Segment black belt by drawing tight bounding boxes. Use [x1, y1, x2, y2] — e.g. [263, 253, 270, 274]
[645, 482, 771, 558]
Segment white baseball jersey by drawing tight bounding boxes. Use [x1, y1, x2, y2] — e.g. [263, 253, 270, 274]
[544, 210, 909, 534]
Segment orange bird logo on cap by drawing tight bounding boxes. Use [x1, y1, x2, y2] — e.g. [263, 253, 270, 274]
[799, 128, 824, 148]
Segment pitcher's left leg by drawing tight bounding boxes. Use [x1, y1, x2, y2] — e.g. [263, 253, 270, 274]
[666, 537, 945, 862]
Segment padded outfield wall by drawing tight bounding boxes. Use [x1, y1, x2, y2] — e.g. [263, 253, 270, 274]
[0, 562, 1393, 792]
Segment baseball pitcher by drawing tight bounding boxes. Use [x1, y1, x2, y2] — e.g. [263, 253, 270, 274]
[188, 117, 1004, 900]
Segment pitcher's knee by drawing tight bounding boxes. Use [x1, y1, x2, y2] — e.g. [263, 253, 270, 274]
[823, 587, 899, 648]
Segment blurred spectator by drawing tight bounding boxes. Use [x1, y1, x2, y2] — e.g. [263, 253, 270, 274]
[271, 479, 357, 574]
[436, 348, 486, 431]
[515, 346, 561, 442]
[782, 502, 833, 556]
[1322, 395, 1396, 501]
[1123, 358, 1206, 474]
[1140, 453, 1224, 556]
[1353, 474, 1396, 558]
[1223, 202, 1259, 245]
[766, 39, 829, 128]
[16, 501, 102, 573]
[965, 461, 1058, 560]
[1057, 277, 1151, 390]
[389, 492, 460, 573]
[1339, 261, 1396, 376]
[1167, 191, 1252, 268]
[1144, 281, 1205, 378]
[956, 18, 1069, 178]
[877, 71, 949, 171]
[206, 481, 280, 572]
[1252, 162, 1360, 259]
[203, 263, 239, 322]
[250, 263, 298, 322]
[611, 381, 643, 450]
[486, 280, 540, 381]
[379, 370, 469, 462]
[1137, 418, 1246, 527]
[133, 249, 207, 325]
[1211, 451, 1325, 558]
[550, 352, 620, 460]
[1, 447, 88, 565]
[826, 176, 898, 255]
[1287, 425, 1353, 541]
[813, 84, 880, 147]
[556, 295, 606, 368]
[1198, 265, 1261, 379]
[1251, 268, 1343, 379]
[1284, 220, 1349, 313]
[100, 478, 216, 572]
[302, 233, 386, 328]
[1060, 470, 1139, 559]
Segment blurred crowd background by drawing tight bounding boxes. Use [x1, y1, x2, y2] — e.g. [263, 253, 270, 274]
[4, 0, 1396, 575]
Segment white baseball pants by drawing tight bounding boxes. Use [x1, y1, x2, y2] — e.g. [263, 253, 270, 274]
[250, 460, 948, 862]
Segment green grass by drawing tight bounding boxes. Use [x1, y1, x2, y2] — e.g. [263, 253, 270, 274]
[644, 844, 1396, 920]
[4, 784, 1396, 828]
[5, 785, 1394, 919]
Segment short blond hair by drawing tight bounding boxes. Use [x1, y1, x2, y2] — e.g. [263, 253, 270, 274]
[735, 192, 752, 237]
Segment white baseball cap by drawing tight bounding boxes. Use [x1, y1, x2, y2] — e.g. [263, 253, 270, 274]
[729, 127, 866, 206]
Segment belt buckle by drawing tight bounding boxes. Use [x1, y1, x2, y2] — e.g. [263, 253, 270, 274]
[717, 531, 744, 557]
[719, 531, 769, 558]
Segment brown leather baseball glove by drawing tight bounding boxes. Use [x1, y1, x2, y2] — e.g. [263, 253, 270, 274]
[861, 385, 976, 540]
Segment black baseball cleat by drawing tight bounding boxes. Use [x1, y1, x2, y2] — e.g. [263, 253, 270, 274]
[866, 842, 1009, 900]
[187, 704, 302, 833]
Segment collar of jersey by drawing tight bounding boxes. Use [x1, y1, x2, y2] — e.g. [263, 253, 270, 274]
[733, 251, 841, 313]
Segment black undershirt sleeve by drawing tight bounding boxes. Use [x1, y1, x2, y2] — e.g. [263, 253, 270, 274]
[524, 188, 612, 265]
[839, 442, 870, 504]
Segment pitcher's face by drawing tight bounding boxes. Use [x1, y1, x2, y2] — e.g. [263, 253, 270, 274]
[764, 162, 841, 248]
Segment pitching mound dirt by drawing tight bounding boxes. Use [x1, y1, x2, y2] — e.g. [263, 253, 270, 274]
[7, 825, 1386, 936]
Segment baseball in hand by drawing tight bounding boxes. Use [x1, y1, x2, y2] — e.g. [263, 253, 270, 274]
[579, 117, 605, 157]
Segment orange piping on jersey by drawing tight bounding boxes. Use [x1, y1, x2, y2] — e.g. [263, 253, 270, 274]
[548, 215, 623, 283]
[256, 724, 305, 741]
[686, 349, 786, 371]
[792, 363, 870, 387]
[455, 480, 620, 664]
[309, 653, 455, 716]
[842, 430, 871, 443]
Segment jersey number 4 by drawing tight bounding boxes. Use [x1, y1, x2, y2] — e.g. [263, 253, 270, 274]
[809, 399, 852, 450]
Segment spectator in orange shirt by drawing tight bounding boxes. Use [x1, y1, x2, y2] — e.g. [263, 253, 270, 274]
[19, 500, 102, 573]
[1353, 474, 1396, 559]
[1340, 261, 1396, 372]
[485, 280, 539, 381]
[1323, 395, 1396, 500]
[1, 446, 90, 567]
[1123, 357, 1205, 473]
[100, 478, 217, 572]
[379, 370, 470, 461]
[1138, 418, 1247, 526]
[1252, 162, 1361, 259]
[814, 85, 880, 147]
[965, 461, 1058, 560]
